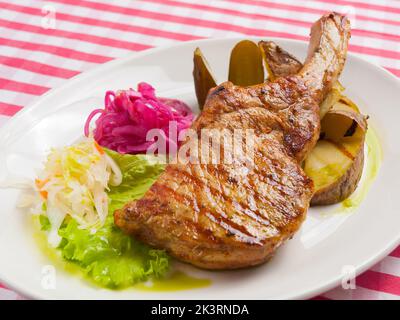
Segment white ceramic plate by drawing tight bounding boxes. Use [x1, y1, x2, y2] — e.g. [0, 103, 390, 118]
[0, 38, 399, 300]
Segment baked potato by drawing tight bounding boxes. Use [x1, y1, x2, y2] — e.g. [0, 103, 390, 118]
[259, 40, 302, 80]
[193, 47, 217, 109]
[228, 40, 264, 86]
[304, 98, 367, 205]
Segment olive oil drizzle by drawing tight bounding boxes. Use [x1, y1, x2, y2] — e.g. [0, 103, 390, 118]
[341, 126, 382, 211]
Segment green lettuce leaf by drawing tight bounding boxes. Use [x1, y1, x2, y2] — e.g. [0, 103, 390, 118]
[105, 149, 166, 213]
[56, 149, 167, 288]
[39, 214, 51, 231]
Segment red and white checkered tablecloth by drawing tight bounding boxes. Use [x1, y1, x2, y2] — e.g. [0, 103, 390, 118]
[0, 0, 399, 300]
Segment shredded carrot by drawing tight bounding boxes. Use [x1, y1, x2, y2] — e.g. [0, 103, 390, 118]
[94, 141, 104, 155]
[39, 190, 48, 199]
[35, 178, 49, 189]
[35, 178, 49, 199]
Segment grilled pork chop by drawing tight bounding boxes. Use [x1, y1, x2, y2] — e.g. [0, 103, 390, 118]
[115, 13, 351, 269]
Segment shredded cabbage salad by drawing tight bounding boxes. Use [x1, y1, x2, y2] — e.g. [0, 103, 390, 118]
[21, 82, 194, 288]
[30, 139, 168, 287]
[31, 137, 122, 247]
[84, 82, 194, 154]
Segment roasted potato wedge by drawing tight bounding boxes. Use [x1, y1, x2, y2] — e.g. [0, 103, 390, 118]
[304, 100, 367, 205]
[259, 41, 302, 79]
[193, 47, 217, 109]
[228, 40, 264, 86]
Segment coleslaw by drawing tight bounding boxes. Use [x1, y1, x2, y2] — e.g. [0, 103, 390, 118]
[31, 137, 122, 246]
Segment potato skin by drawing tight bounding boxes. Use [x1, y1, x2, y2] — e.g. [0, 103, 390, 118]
[193, 47, 217, 108]
[311, 142, 365, 205]
[310, 108, 367, 206]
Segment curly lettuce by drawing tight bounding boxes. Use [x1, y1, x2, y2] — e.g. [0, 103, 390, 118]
[40, 149, 167, 288]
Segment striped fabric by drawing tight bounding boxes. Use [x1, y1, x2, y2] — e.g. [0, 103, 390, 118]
[0, 0, 399, 300]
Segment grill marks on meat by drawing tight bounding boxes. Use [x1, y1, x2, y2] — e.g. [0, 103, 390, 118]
[115, 13, 351, 269]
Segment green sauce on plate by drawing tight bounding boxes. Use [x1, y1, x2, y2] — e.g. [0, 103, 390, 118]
[34, 222, 210, 291]
[341, 126, 382, 212]
[32, 151, 211, 291]
[135, 271, 211, 291]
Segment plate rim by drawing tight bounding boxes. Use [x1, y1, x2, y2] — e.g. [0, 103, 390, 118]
[1, 37, 399, 143]
[0, 37, 399, 300]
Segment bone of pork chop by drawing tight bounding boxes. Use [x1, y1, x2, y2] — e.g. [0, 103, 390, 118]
[115, 13, 351, 269]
